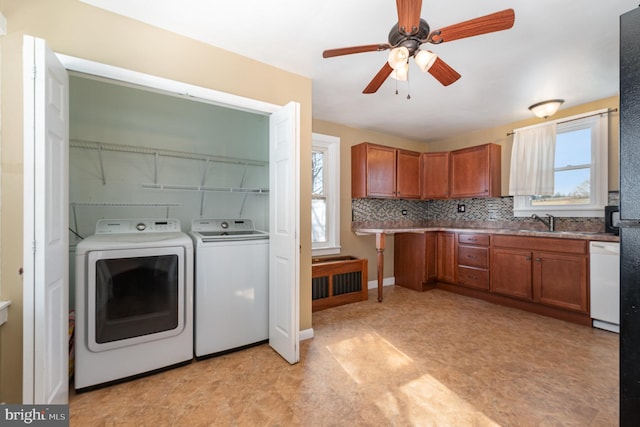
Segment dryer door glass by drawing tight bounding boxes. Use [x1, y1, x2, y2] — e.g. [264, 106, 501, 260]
[94, 254, 179, 343]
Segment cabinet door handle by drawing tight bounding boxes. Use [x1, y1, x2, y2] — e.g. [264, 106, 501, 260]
[525, 256, 532, 261]
[535, 258, 541, 262]
[467, 275, 478, 280]
[466, 254, 477, 259]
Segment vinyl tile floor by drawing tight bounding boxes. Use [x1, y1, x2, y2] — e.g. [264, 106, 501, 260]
[70, 286, 619, 426]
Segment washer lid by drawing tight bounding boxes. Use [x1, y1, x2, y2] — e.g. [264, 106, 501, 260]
[190, 218, 268, 242]
[191, 230, 269, 242]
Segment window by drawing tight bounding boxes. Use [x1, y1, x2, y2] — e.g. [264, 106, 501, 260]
[312, 133, 340, 256]
[513, 109, 608, 217]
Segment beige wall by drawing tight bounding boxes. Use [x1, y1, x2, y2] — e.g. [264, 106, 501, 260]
[312, 119, 428, 282]
[427, 96, 620, 194]
[0, 0, 312, 403]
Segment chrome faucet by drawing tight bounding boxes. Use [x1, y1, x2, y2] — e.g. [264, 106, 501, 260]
[532, 214, 555, 232]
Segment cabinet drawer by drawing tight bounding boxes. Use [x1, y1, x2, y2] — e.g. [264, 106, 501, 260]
[457, 266, 489, 290]
[458, 246, 489, 268]
[458, 233, 490, 246]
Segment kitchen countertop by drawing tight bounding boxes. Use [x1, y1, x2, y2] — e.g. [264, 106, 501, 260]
[351, 221, 620, 242]
[353, 220, 619, 302]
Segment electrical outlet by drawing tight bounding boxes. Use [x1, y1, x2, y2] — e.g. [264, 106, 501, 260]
[457, 204, 466, 213]
[401, 209, 408, 216]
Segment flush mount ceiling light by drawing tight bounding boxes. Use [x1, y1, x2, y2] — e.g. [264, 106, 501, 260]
[529, 99, 565, 119]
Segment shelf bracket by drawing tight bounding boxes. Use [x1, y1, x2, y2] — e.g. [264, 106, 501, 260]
[239, 193, 249, 218]
[199, 158, 211, 217]
[97, 144, 106, 185]
[154, 152, 159, 185]
[239, 162, 248, 188]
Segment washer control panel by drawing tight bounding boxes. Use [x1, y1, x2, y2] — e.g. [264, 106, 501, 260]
[191, 218, 256, 233]
[95, 219, 181, 234]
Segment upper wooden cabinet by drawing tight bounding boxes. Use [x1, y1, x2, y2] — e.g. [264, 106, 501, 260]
[421, 152, 450, 199]
[351, 142, 420, 199]
[449, 143, 501, 198]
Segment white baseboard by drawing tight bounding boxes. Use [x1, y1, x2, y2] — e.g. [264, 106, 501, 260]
[299, 328, 314, 341]
[368, 277, 395, 289]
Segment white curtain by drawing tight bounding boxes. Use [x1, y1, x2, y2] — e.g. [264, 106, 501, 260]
[509, 123, 557, 196]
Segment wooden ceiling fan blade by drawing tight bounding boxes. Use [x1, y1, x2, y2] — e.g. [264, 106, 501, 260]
[323, 44, 390, 58]
[428, 57, 461, 86]
[396, 0, 422, 34]
[363, 63, 394, 94]
[430, 8, 515, 44]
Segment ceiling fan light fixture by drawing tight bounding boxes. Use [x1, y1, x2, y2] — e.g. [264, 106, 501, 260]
[387, 46, 409, 70]
[529, 99, 565, 119]
[391, 62, 409, 81]
[414, 50, 437, 72]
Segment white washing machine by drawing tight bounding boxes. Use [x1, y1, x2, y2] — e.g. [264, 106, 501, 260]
[74, 219, 193, 390]
[190, 218, 269, 358]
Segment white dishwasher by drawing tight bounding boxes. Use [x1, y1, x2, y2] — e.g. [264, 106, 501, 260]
[589, 241, 620, 333]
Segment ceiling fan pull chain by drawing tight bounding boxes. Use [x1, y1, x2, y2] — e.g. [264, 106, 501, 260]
[407, 67, 411, 100]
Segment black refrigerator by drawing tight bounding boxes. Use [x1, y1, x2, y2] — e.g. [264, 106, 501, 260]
[620, 6, 640, 425]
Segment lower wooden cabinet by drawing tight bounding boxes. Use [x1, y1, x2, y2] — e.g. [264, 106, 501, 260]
[437, 232, 456, 284]
[490, 235, 588, 313]
[392, 230, 591, 323]
[490, 248, 533, 299]
[394, 232, 437, 291]
[457, 233, 490, 290]
[534, 251, 588, 312]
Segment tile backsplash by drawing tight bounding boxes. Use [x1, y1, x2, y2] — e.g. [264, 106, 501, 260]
[352, 193, 618, 231]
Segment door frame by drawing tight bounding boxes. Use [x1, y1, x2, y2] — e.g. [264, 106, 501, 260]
[57, 54, 301, 360]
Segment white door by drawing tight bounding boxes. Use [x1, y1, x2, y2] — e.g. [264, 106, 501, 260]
[22, 35, 69, 404]
[269, 102, 300, 364]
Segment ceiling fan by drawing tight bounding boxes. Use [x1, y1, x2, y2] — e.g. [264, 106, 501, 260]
[322, 0, 515, 94]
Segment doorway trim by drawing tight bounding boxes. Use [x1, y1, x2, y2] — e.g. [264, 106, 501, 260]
[24, 51, 301, 399]
[57, 54, 280, 116]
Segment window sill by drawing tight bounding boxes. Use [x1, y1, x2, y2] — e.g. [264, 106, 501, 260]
[312, 246, 341, 257]
[514, 207, 605, 218]
[0, 300, 11, 327]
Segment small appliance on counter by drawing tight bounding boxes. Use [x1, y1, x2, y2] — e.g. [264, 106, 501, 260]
[604, 205, 620, 235]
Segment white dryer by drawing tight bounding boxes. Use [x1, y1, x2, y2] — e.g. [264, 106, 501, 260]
[75, 219, 193, 390]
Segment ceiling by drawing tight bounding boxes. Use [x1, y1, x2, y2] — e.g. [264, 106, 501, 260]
[81, 0, 638, 142]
